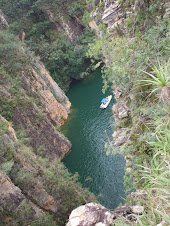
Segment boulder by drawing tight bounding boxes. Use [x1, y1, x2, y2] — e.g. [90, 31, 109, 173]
[66, 202, 115, 226]
[115, 205, 132, 216]
[67, 202, 146, 225]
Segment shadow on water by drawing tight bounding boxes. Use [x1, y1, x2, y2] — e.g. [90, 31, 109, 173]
[61, 70, 126, 210]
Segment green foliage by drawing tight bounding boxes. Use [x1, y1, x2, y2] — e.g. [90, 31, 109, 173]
[135, 116, 170, 225]
[0, 0, 94, 91]
[0, 31, 30, 73]
[82, 11, 91, 26]
[88, 2, 170, 224]
[98, 23, 107, 31]
[31, 214, 56, 226]
[28, 29, 95, 91]
[15, 168, 33, 185]
[28, 21, 52, 37]
[1, 161, 14, 175]
[155, 210, 170, 224]
[140, 60, 170, 104]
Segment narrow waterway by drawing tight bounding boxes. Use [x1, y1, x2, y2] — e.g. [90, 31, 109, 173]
[61, 70, 126, 210]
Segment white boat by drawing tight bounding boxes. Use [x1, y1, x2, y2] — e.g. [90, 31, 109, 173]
[100, 95, 112, 109]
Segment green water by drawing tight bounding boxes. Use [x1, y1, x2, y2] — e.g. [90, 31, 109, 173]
[61, 70, 126, 210]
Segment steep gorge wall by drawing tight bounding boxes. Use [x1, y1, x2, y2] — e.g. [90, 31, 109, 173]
[0, 51, 72, 160]
[0, 7, 72, 159]
[0, 9, 96, 225]
[0, 114, 95, 224]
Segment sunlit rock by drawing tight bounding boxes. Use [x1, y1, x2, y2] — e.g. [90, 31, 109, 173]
[66, 202, 115, 226]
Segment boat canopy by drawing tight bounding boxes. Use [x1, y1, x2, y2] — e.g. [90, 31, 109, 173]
[101, 98, 107, 102]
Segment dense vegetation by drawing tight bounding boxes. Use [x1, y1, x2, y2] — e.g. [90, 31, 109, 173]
[0, 29, 96, 225]
[88, 0, 170, 224]
[0, 0, 169, 225]
[0, 1, 97, 225]
[0, 0, 95, 91]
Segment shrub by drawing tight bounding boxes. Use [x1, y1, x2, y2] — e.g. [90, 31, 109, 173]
[1, 161, 14, 175]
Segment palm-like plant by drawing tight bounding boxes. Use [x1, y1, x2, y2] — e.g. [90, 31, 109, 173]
[140, 60, 170, 105]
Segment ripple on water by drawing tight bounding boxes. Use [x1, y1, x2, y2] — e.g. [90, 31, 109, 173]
[62, 70, 126, 209]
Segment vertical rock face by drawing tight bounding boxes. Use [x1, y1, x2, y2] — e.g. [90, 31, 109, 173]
[32, 60, 71, 114]
[22, 64, 70, 127]
[14, 65, 72, 158]
[102, 1, 123, 25]
[0, 114, 95, 224]
[46, 9, 84, 42]
[0, 38, 72, 159]
[91, 0, 133, 34]
[18, 61, 72, 159]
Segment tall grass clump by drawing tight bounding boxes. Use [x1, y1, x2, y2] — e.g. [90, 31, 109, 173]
[137, 116, 170, 225]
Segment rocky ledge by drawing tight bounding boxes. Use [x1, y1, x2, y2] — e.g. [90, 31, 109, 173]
[66, 190, 149, 226]
[66, 189, 148, 226]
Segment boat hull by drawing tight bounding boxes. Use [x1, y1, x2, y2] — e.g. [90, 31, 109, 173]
[100, 95, 112, 109]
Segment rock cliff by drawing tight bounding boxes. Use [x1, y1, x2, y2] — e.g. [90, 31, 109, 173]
[0, 16, 72, 158]
[0, 107, 95, 224]
[0, 8, 96, 225]
[0, 60, 72, 159]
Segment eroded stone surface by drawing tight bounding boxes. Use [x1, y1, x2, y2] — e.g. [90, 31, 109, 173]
[67, 202, 146, 226]
[102, 1, 123, 25]
[66, 203, 115, 226]
[0, 115, 17, 142]
[32, 60, 71, 117]
[45, 9, 84, 42]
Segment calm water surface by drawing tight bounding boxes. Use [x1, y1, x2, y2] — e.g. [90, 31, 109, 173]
[61, 70, 126, 209]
